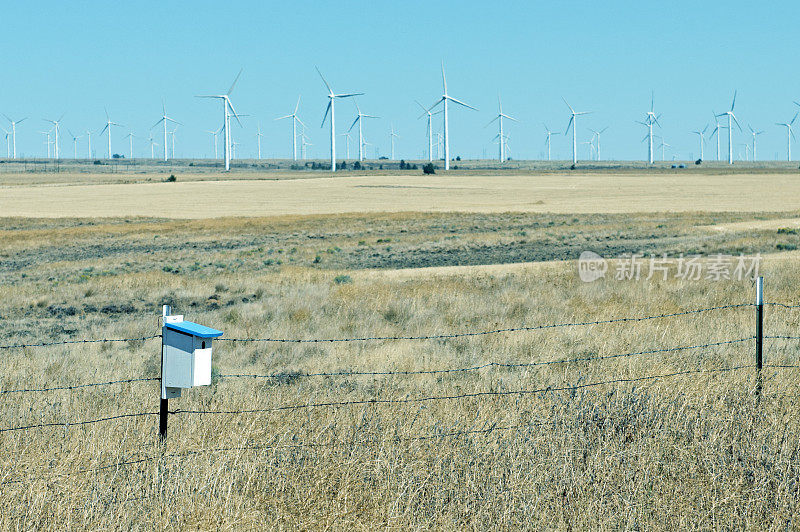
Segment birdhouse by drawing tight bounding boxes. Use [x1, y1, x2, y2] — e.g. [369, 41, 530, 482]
[161, 309, 223, 399]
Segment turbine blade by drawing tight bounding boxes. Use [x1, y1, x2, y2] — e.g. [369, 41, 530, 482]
[315, 66, 333, 94]
[447, 96, 477, 111]
[294, 95, 301, 114]
[334, 93, 364, 99]
[441, 60, 447, 94]
[348, 115, 360, 132]
[150, 118, 164, 130]
[562, 97, 575, 114]
[565, 116, 573, 135]
[227, 68, 243, 95]
[321, 101, 331, 128]
[275, 114, 293, 121]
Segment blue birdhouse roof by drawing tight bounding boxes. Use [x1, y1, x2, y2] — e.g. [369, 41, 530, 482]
[165, 320, 224, 338]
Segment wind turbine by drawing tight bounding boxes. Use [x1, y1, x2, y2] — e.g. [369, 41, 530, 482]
[658, 138, 671, 161]
[716, 91, 741, 164]
[776, 113, 798, 161]
[196, 69, 244, 171]
[636, 93, 660, 164]
[169, 126, 178, 159]
[692, 125, 708, 161]
[427, 62, 477, 170]
[748, 125, 764, 161]
[709, 115, 727, 162]
[39, 130, 52, 158]
[99, 109, 124, 159]
[66, 129, 81, 159]
[347, 100, 379, 162]
[275, 96, 305, 161]
[339, 132, 352, 159]
[205, 128, 220, 159]
[86, 129, 92, 158]
[543, 124, 557, 161]
[126, 132, 139, 159]
[148, 135, 158, 158]
[255, 122, 263, 160]
[151, 101, 181, 162]
[43, 115, 65, 159]
[317, 67, 363, 172]
[588, 127, 608, 160]
[581, 139, 594, 161]
[563, 98, 591, 164]
[486, 96, 518, 162]
[3, 115, 27, 159]
[415, 100, 442, 162]
[389, 124, 399, 160]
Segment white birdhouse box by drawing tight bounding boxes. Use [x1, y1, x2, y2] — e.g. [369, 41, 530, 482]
[161, 315, 223, 399]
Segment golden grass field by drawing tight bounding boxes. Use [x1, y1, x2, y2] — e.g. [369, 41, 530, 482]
[3, 171, 800, 217]
[2, 168, 800, 529]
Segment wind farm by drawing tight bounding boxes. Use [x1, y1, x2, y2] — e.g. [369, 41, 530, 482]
[5, 3, 800, 530]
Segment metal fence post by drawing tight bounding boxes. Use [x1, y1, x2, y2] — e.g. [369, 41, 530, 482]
[756, 276, 763, 396]
[160, 305, 169, 439]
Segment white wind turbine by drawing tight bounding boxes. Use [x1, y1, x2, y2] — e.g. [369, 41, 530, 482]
[636, 93, 660, 164]
[486, 95, 518, 162]
[204, 129, 219, 159]
[748, 125, 764, 161]
[2, 128, 10, 158]
[427, 62, 477, 170]
[581, 139, 594, 160]
[709, 114, 727, 162]
[151, 101, 181, 162]
[124, 132, 137, 159]
[588, 127, 608, 160]
[86, 129, 92, 158]
[43, 114, 65, 159]
[196, 69, 244, 171]
[775, 112, 798, 161]
[169, 126, 178, 159]
[692, 125, 708, 161]
[543, 124, 557, 161]
[658, 138, 671, 161]
[3, 115, 27, 159]
[348, 100, 379, 162]
[317, 67, 363, 172]
[339, 132, 352, 159]
[148, 135, 158, 158]
[67, 129, 81, 159]
[275, 96, 305, 161]
[255, 122, 263, 160]
[563, 98, 591, 164]
[415, 100, 442, 162]
[716, 91, 741, 164]
[389, 124, 399, 160]
[99, 108, 124, 159]
[40, 130, 52, 158]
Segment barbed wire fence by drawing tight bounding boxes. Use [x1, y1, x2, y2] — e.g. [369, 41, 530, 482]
[2, 293, 800, 486]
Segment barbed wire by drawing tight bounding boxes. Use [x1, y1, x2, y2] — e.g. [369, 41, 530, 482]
[218, 337, 754, 380]
[0, 335, 161, 351]
[765, 302, 800, 309]
[215, 303, 752, 344]
[0, 377, 160, 395]
[764, 335, 800, 340]
[0, 412, 158, 433]
[175, 365, 752, 417]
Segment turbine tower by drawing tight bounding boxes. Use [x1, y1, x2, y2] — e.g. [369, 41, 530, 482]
[255, 122, 263, 160]
[428, 62, 477, 170]
[415, 100, 441, 162]
[588, 127, 608, 160]
[205, 128, 220, 159]
[543, 124, 557, 161]
[151, 101, 181, 162]
[275, 96, 305, 161]
[98, 109, 124, 159]
[124, 132, 136, 159]
[169, 126, 178, 159]
[317, 67, 363, 172]
[716, 91, 741, 164]
[3, 115, 27, 159]
[389, 124, 399, 160]
[486, 95, 518, 162]
[148, 135, 157, 158]
[43, 114, 64, 159]
[67, 130, 81, 159]
[692, 125, 708, 161]
[339, 132, 352, 159]
[748, 125, 764, 161]
[196, 69, 244, 171]
[776, 113, 798, 161]
[563, 98, 591, 165]
[347, 100, 379, 162]
[709, 115, 727, 162]
[86, 129, 92, 159]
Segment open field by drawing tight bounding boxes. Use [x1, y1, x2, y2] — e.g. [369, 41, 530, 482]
[3, 169, 800, 218]
[2, 209, 800, 528]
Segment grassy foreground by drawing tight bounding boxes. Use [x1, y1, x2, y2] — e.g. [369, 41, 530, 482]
[2, 213, 800, 529]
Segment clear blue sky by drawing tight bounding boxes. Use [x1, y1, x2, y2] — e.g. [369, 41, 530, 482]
[1, 0, 799, 161]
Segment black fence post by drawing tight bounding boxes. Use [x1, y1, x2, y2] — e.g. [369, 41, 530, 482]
[756, 276, 763, 396]
[159, 305, 169, 439]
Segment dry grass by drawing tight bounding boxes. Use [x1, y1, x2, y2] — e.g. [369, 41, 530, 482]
[5, 170, 800, 218]
[2, 212, 800, 529]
